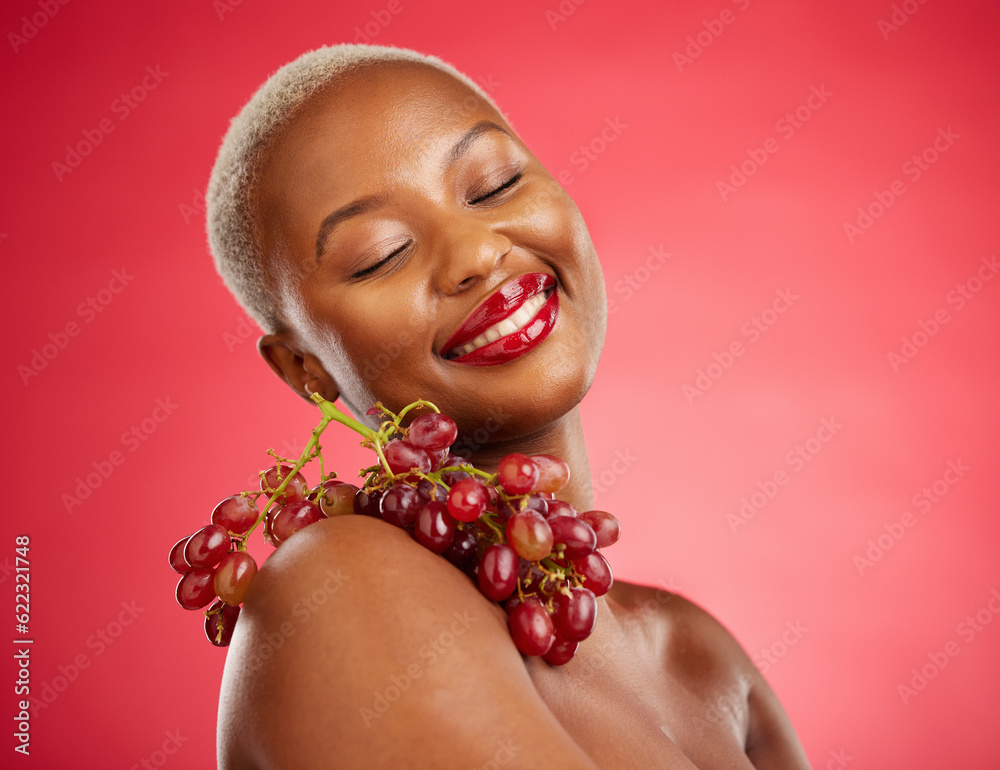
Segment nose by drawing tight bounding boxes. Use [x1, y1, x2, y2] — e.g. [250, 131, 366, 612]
[433, 216, 511, 295]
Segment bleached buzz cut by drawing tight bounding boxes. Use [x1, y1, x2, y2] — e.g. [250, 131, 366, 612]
[206, 44, 503, 333]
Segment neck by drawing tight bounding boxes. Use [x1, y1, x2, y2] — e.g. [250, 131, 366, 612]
[456, 406, 594, 512]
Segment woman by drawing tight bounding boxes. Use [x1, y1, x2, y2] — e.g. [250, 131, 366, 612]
[207, 44, 810, 769]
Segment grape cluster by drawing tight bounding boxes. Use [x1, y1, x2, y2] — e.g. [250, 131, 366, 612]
[168, 395, 620, 665]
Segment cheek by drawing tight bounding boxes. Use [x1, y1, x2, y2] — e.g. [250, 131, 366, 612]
[317, 291, 433, 405]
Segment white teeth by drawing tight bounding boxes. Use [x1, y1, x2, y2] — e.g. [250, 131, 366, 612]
[497, 318, 517, 336]
[452, 291, 550, 357]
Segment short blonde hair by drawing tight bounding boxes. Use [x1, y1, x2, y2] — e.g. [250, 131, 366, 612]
[206, 44, 502, 333]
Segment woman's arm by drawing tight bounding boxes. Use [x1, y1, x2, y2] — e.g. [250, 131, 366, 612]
[217, 515, 694, 770]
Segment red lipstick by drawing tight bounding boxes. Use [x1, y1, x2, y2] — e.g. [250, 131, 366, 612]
[443, 273, 558, 366]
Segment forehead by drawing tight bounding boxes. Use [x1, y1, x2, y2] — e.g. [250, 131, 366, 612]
[262, 61, 501, 190]
[254, 61, 507, 252]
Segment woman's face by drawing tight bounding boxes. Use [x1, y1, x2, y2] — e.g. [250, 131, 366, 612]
[255, 61, 606, 442]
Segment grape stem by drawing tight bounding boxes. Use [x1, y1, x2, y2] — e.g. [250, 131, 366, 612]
[245, 396, 379, 538]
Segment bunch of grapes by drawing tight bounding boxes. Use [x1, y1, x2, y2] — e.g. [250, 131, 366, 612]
[168, 395, 620, 665]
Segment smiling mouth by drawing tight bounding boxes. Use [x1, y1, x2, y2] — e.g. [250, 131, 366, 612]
[441, 273, 559, 365]
[446, 288, 553, 358]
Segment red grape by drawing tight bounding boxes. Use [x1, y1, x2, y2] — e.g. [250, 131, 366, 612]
[548, 515, 597, 559]
[261, 464, 307, 501]
[553, 587, 597, 642]
[508, 599, 555, 656]
[214, 551, 259, 605]
[176, 567, 218, 610]
[546, 499, 577, 518]
[383, 440, 431, 475]
[318, 480, 359, 517]
[497, 453, 539, 495]
[542, 634, 579, 666]
[271, 500, 325, 544]
[407, 412, 458, 450]
[425, 447, 448, 470]
[168, 536, 192, 574]
[416, 478, 447, 503]
[571, 552, 613, 596]
[447, 478, 489, 522]
[184, 524, 231, 568]
[443, 528, 478, 571]
[518, 559, 547, 595]
[478, 544, 518, 601]
[530, 455, 571, 494]
[380, 483, 422, 528]
[441, 468, 471, 486]
[211, 494, 259, 536]
[204, 600, 240, 647]
[505, 511, 554, 561]
[577, 510, 620, 548]
[414, 501, 457, 553]
[353, 488, 382, 517]
[524, 494, 550, 517]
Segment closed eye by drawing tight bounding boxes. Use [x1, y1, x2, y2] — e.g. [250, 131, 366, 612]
[352, 241, 410, 279]
[469, 171, 523, 205]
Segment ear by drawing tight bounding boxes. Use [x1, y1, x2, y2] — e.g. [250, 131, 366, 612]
[257, 333, 340, 403]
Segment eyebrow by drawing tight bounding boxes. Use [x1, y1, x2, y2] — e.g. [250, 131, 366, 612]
[314, 120, 513, 261]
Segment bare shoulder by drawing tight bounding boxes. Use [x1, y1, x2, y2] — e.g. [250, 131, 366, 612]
[217, 516, 601, 770]
[609, 581, 811, 769]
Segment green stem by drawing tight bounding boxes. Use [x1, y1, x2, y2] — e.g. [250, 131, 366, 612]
[246, 396, 375, 537]
[310, 393, 376, 439]
[396, 399, 440, 422]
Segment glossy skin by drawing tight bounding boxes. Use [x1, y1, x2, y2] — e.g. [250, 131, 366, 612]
[218, 61, 810, 769]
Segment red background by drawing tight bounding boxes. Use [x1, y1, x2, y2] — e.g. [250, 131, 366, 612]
[3, 0, 999, 767]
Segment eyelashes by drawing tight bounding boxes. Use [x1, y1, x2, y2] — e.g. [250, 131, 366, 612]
[468, 171, 524, 205]
[352, 241, 410, 279]
[351, 170, 525, 279]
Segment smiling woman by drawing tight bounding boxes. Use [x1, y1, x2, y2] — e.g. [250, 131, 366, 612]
[206, 44, 810, 770]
